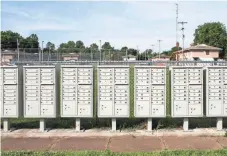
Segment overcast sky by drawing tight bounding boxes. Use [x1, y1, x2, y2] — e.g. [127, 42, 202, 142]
[1, 1, 227, 51]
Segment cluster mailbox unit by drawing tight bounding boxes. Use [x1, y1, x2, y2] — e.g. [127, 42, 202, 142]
[23, 66, 56, 131]
[98, 65, 130, 130]
[0, 66, 22, 131]
[206, 66, 227, 130]
[60, 65, 93, 131]
[171, 66, 204, 131]
[134, 66, 166, 131]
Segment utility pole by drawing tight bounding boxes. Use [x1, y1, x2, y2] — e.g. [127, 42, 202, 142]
[158, 40, 162, 59]
[99, 40, 101, 61]
[41, 41, 44, 61]
[175, 3, 179, 50]
[125, 49, 128, 61]
[150, 44, 155, 61]
[178, 21, 188, 60]
[17, 38, 19, 62]
[137, 46, 139, 60]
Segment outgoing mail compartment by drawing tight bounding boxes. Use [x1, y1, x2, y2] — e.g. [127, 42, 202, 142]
[99, 68, 113, 72]
[115, 100, 128, 105]
[25, 68, 39, 73]
[78, 68, 92, 72]
[4, 85, 17, 90]
[136, 69, 149, 73]
[62, 68, 76, 72]
[99, 97, 112, 101]
[114, 68, 129, 73]
[40, 68, 54, 73]
[4, 68, 16, 73]
[78, 96, 91, 101]
[173, 69, 186, 73]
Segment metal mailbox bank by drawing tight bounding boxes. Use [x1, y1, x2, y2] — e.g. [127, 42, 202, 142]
[0, 66, 22, 131]
[134, 66, 166, 131]
[98, 65, 130, 130]
[206, 66, 227, 130]
[171, 66, 204, 131]
[23, 66, 56, 131]
[60, 65, 93, 131]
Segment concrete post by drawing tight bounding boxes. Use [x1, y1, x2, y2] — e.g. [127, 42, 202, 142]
[147, 118, 152, 131]
[217, 118, 223, 131]
[75, 118, 80, 132]
[183, 118, 189, 131]
[112, 118, 116, 131]
[40, 119, 46, 132]
[3, 119, 9, 132]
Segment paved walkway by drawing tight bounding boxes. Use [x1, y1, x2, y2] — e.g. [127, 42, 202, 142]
[2, 128, 227, 152]
[2, 136, 227, 152]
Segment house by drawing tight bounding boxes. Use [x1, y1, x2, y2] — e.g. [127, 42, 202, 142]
[1, 50, 17, 65]
[62, 53, 79, 61]
[171, 44, 222, 61]
[122, 54, 136, 61]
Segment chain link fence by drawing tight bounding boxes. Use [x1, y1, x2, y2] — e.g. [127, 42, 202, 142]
[1, 48, 227, 66]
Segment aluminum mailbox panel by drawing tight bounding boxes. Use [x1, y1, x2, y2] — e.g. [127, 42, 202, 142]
[171, 66, 203, 117]
[206, 66, 227, 117]
[98, 65, 129, 118]
[0, 66, 22, 118]
[60, 65, 93, 117]
[23, 66, 56, 118]
[134, 66, 166, 118]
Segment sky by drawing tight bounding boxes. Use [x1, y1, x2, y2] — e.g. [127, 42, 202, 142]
[1, 1, 227, 52]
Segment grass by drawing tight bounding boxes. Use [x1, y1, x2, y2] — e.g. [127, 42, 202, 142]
[2, 150, 227, 156]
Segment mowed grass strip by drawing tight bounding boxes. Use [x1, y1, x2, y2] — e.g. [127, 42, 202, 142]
[2, 149, 227, 156]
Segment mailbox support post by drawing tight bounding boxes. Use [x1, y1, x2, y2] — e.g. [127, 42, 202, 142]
[3, 119, 9, 132]
[183, 118, 189, 131]
[147, 118, 152, 131]
[112, 118, 116, 131]
[40, 119, 46, 132]
[75, 118, 80, 132]
[217, 118, 223, 131]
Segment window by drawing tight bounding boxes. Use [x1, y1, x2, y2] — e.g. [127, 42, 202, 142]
[206, 50, 210, 55]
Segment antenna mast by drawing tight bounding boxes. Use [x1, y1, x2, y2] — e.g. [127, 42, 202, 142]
[178, 21, 188, 60]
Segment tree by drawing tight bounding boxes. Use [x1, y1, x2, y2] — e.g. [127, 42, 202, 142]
[46, 42, 55, 51]
[102, 42, 113, 50]
[127, 48, 138, 56]
[76, 40, 85, 49]
[90, 43, 99, 50]
[1, 30, 23, 50]
[194, 22, 227, 58]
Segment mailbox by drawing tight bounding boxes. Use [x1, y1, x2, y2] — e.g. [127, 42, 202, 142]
[206, 66, 227, 117]
[60, 65, 93, 117]
[1, 66, 22, 118]
[134, 66, 166, 118]
[171, 66, 203, 117]
[98, 65, 129, 118]
[23, 66, 56, 118]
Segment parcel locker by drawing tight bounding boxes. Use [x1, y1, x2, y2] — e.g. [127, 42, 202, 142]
[23, 66, 56, 118]
[60, 65, 93, 117]
[171, 66, 203, 117]
[206, 66, 227, 117]
[134, 66, 166, 118]
[98, 65, 130, 118]
[1, 66, 22, 118]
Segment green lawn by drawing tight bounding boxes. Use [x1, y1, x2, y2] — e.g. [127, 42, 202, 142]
[2, 150, 227, 156]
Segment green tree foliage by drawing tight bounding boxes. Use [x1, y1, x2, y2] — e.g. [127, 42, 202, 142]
[1, 30, 24, 49]
[194, 22, 227, 58]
